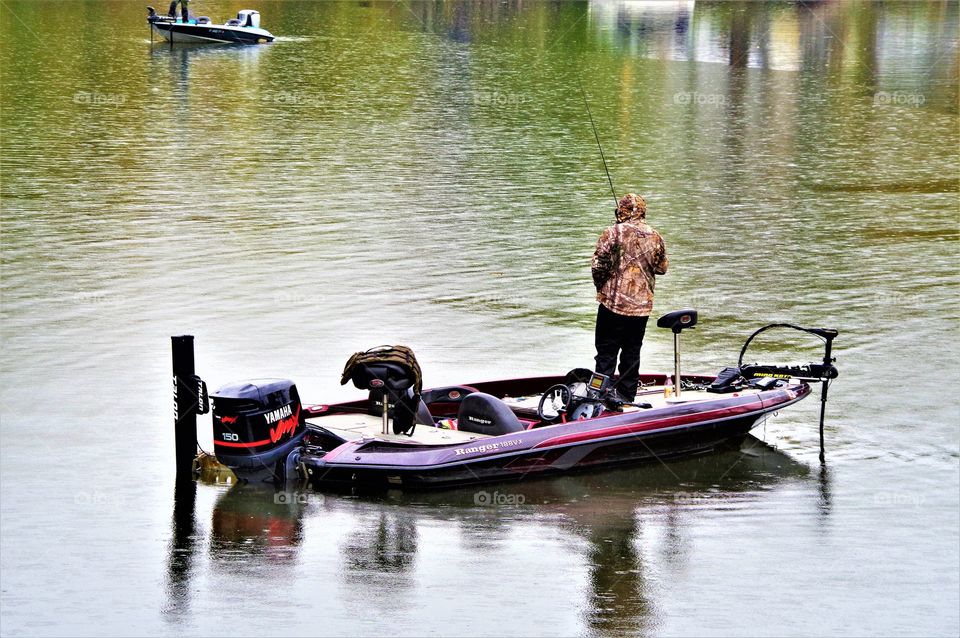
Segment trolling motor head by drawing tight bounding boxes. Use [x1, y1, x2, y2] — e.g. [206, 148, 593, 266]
[736, 324, 839, 382]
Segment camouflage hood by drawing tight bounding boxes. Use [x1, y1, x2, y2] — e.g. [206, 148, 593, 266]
[615, 193, 647, 224]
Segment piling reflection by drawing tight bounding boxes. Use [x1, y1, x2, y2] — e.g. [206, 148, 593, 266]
[162, 480, 199, 622]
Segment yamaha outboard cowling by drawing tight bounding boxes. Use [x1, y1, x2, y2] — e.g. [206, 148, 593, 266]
[212, 378, 305, 483]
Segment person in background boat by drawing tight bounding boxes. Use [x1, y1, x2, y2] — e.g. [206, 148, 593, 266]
[591, 192, 668, 408]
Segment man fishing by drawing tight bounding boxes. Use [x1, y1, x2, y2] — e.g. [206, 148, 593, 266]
[591, 192, 668, 408]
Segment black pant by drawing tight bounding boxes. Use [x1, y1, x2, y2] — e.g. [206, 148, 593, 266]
[594, 304, 649, 402]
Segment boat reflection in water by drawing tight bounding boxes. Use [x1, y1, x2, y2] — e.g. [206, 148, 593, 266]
[163, 436, 821, 633]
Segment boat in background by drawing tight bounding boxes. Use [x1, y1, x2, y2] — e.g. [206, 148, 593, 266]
[171, 311, 838, 489]
[147, 5, 275, 44]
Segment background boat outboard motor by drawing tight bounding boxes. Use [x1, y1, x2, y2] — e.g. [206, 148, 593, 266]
[237, 9, 261, 28]
[211, 378, 305, 482]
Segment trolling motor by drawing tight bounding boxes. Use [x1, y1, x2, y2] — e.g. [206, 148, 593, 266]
[709, 323, 839, 462]
[146, 5, 176, 22]
[741, 323, 838, 462]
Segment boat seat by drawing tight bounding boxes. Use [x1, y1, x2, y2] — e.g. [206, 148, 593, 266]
[196, 16, 211, 24]
[368, 387, 434, 428]
[420, 385, 478, 409]
[348, 361, 415, 394]
[656, 309, 698, 333]
[346, 361, 431, 433]
[456, 392, 525, 436]
[226, 18, 242, 26]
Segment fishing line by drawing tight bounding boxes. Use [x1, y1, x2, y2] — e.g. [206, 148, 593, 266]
[576, 77, 619, 211]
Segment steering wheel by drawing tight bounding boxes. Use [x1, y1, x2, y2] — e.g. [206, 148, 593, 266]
[537, 384, 572, 421]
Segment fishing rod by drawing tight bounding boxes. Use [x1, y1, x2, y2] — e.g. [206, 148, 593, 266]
[576, 77, 619, 211]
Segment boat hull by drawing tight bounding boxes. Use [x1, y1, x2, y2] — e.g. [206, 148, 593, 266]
[299, 384, 810, 489]
[302, 414, 760, 489]
[150, 22, 274, 44]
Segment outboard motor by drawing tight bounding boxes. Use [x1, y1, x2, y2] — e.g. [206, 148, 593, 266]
[212, 378, 305, 482]
[237, 9, 261, 28]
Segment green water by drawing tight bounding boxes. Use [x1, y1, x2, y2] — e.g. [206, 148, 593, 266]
[1, 1, 958, 636]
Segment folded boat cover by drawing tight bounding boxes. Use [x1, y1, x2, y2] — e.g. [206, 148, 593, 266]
[339, 345, 423, 395]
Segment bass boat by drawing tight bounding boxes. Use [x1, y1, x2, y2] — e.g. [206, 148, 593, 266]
[147, 5, 275, 44]
[172, 310, 838, 489]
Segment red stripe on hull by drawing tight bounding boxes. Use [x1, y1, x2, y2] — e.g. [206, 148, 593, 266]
[533, 400, 764, 449]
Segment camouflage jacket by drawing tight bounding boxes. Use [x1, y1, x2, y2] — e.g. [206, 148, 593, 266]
[592, 219, 668, 317]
